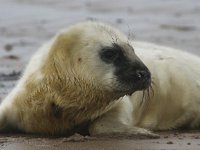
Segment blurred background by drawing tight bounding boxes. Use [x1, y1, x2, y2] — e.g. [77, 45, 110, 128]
[0, 0, 200, 97]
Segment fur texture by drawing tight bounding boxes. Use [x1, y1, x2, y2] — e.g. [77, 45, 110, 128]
[0, 22, 200, 137]
[90, 41, 200, 135]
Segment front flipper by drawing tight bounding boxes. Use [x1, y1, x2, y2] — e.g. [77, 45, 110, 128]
[89, 97, 159, 139]
[89, 119, 159, 138]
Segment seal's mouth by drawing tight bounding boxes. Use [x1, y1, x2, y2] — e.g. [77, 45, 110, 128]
[115, 68, 151, 96]
[114, 82, 150, 99]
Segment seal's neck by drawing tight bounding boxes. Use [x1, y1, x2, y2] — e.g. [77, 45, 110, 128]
[42, 61, 118, 127]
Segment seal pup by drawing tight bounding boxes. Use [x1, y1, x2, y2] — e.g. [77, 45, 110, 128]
[0, 22, 155, 137]
[90, 41, 200, 136]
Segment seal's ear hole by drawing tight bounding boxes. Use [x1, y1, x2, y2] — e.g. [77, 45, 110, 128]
[78, 57, 82, 62]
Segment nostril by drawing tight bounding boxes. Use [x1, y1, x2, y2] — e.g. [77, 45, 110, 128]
[136, 70, 146, 79]
[135, 70, 151, 81]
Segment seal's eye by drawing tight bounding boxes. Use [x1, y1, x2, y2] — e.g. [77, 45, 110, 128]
[100, 48, 119, 64]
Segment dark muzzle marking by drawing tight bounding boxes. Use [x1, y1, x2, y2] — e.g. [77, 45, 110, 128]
[99, 43, 151, 91]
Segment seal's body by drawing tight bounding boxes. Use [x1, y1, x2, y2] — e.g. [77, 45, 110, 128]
[0, 22, 153, 136]
[90, 42, 200, 135]
[133, 42, 200, 130]
[0, 22, 200, 137]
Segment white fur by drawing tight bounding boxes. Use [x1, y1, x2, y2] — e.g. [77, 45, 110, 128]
[90, 41, 200, 135]
[0, 22, 200, 137]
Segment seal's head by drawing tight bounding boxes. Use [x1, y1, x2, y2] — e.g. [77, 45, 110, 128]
[50, 22, 151, 100]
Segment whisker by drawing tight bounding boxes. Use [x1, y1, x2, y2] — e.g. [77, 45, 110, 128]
[147, 87, 150, 100]
[139, 78, 157, 107]
[140, 90, 145, 106]
[126, 24, 135, 41]
[150, 84, 154, 97]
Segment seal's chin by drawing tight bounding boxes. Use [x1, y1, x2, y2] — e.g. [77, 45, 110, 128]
[116, 78, 151, 96]
[113, 87, 136, 97]
[134, 77, 151, 91]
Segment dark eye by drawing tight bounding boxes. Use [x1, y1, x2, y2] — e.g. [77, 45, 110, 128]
[100, 48, 119, 64]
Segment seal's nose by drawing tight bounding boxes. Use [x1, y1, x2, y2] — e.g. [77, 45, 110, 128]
[136, 70, 148, 79]
[135, 70, 151, 81]
[134, 69, 151, 90]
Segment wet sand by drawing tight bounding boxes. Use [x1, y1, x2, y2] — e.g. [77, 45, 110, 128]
[1, 131, 200, 150]
[0, 0, 200, 149]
